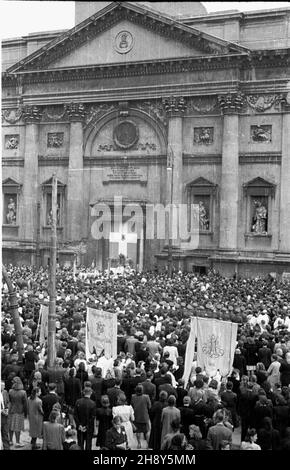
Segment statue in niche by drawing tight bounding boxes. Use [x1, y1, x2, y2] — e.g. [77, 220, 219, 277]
[199, 201, 210, 231]
[252, 200, 267, 234]
[47, 204, 60, 226]
[6, 198, 17, 224]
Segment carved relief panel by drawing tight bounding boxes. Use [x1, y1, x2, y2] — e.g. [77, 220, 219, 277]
[193, 127, 214, 145]
[5, 135, 19, 150]
[250, 125, 272, 143]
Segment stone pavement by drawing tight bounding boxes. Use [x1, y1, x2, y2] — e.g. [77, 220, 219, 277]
[7, 419, 242, 451]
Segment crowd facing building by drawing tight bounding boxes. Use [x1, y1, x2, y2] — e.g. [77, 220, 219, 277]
[1, 265, 290, 450]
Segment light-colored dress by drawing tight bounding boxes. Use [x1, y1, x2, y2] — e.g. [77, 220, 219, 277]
[112, 405, 137, 449]
[267, 361, 281, 388]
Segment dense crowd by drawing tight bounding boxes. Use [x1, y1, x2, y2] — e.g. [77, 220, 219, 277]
[1, 264, 290, 451]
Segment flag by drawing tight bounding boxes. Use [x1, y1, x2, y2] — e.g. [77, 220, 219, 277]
[39, 304, 49, 346]
[182, 316, 197, 387]
[86, 307, 117, 360]
[196, 317, 238, 377]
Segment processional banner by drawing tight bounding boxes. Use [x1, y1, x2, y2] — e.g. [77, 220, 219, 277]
[196, 317, 238, 377]
[86, 307, 117, 360]
[183, 316, 238, 384]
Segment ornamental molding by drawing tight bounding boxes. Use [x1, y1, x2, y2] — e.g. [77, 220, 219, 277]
[187, 96, 218, 114]
[162, 96, 187, 116]
[22, 105, 43, 123]
[2, 108, 23, 124]
[134, 100, 168, 128]
[246, 94, 283, 112]
[218, 92, 245, 114]
[65, 102, 86, 121]
[43, 105, 66, 121]
[84, 104, 116, 130]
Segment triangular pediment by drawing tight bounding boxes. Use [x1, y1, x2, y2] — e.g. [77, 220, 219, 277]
[2, 177, 21, 187]
[6, 1, 250, 74]
[244, 177, 274, 188]
[41, 177, 65, 187]
[187, 177, 216, 188]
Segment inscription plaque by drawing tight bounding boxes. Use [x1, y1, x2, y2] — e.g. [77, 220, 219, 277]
[103, 163, 147, 185]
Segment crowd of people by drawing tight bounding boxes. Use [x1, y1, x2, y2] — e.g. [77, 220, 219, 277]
[1, 264, 290, 451]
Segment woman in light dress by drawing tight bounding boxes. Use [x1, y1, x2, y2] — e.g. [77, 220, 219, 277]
[112, 393, 137, 449]
[267, 354, 281, 389]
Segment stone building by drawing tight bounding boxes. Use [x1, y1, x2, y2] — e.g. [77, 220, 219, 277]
[2, 1, 290, 276]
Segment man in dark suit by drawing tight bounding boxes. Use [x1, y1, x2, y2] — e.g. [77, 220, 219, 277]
[153, 366, 172, 398]
[105, 416, 128, 450]
[258, 341, 272, 370]
[206, 410, 233, 450]
[220, 381, 238, 428]
[106, 379, 123, 407]
[141, 371, 156, 404]
[179, 396, 195, 439]
[42, 383, 59, 421]
[74, 386, 96, 450]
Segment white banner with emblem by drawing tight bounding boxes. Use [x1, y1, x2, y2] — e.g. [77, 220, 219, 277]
[196, 317, 238, 378]
[86, 307, 117, 361]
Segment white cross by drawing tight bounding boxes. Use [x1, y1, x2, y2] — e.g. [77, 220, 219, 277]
[109, 231, 137, 257]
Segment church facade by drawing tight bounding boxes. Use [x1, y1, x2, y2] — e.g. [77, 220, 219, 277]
[2, 1, 290, 276]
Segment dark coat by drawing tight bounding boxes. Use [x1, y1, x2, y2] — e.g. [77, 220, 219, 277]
[279, 361, 290, 387]
[64, 377, 82, 406]
[179, 406, 196, 438]
[96, 407, 113, 447]
[74, 397, 96, 434]
[257, 427, 281, 450]
[258, 347, 272, 370]
[149, 401, 167, 450]
[42, 392, 59, 421]
[253, 400, 273, 430]
[105, 425, 127, 450]
[140, 380, 156, 404]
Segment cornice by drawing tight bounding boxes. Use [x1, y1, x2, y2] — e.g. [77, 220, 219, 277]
[3, 54, 246, 86]
[84, 155, 167, 166]
[38, 155, 69, 166]
[183, 154, 222, 165]
[239, 153, 282, 164]
[2, 158, 24, 167]
[5, 82, 240, 107]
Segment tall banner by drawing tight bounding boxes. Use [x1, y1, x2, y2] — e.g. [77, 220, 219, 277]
[182, 317, 197, 387]
[196, 317, 238, 377]
[86, 307, 117, 360]
[39, 304, 49, 346]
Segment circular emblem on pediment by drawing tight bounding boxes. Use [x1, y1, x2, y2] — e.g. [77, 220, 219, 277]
[114, 30, 134, 54]
[113, 120, 139, 149]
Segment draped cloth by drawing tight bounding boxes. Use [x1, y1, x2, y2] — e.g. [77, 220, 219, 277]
[86, 307, 117, 360]
[196, 317, 238, 378]
[182, 317, 197, 387]
[182, 317, 238, 384]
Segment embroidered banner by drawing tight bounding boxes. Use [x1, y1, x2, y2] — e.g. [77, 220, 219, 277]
[196, 317, 238, 377]
[86, 308, 117, 360]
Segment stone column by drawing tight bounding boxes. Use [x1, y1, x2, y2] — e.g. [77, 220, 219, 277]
[218, 93, 244, 249]
[66, 103, 86, 242]
[22, 106, 42, 245]
[280, 98, 290, 252]
[163, 96, 186, 243]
